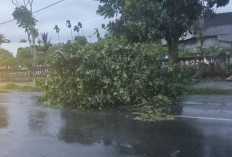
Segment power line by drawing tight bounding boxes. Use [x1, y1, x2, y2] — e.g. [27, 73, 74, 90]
[0, 0, 65, 25]
[0, 20, 14, 25]
[33, 0, 65, 13]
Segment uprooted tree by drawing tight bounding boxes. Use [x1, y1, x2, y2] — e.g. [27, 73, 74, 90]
[96, 0, 229, 64]
[12, 0, 38, 65]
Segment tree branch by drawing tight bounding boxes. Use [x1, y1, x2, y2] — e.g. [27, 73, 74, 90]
[29, 0, 33, 12]
[12, 0, 19, 7]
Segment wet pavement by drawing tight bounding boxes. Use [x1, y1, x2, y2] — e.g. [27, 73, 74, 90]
[193, 81, 232, 90]
[0, 93, 232, 157]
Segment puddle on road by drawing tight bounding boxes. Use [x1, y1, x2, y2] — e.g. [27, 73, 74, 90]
[0, 105, 8, 129]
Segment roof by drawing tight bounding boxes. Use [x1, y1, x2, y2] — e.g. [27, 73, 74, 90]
[192, 12, 232, 42]
[193, 12, 232, 30]
[204, 12, 232, 28]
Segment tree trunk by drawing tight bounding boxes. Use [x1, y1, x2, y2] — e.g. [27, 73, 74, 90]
[167, 38, 179, 65]
[27, 31, 37, 65]
[199, 36, 204, 62]
[58, 33, 60, 44]
[27, 32, 33, 54]
[32, 35, 37, 65]
[70, 29, 73, 40]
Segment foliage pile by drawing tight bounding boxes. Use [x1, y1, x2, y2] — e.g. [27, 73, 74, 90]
[37, 38, 190, 120]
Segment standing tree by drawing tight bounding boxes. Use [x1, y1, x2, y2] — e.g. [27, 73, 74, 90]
[74, 36, 88, 45]
[77, 22, 82, 28]
[94, 28, 101, 40]
[78, 22, 84, 36]
[0, 48, 15, 68]
[74, 23, 87, 45]
[19, 39, 27, 43]
[66, 20, 73, 40]
[96, 0, 229, 64]
[73, 25, 80, 36]
[40, 32, 51, 52]
[40, 32, 51, 45]
[30, 26, 39, 62]
[12, 0, 38, 65]
[54, 25, 60, 44]
[101, 24, 106, 30]
[87, 35, 92, 43]
[0, 34, 10, 48]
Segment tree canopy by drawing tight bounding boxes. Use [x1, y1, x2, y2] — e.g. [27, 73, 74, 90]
[74, 36, 88, 45]
[96, 0, 229, 64]
[0, 34, 10, 47]
[16, 47, 33, 67]
[12, 6, 37, 29]
[0, 49, 15, 67]
[12, 3, 38, 65]
[40, 32, 51, 52]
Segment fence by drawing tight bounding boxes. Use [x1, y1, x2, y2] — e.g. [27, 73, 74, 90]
[1, 55, 232, 79]
[0, 67, 51, 79]
[162, 55, 232, 75]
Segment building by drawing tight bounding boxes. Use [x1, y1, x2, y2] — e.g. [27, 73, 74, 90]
[180, 12, 232, 50]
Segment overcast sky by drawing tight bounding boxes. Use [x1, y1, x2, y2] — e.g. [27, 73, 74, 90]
[0, 0, 232, 55]
[0, 0, 109, 55]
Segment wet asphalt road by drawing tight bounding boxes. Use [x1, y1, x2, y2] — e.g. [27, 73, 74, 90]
[0, 93, 232, 157]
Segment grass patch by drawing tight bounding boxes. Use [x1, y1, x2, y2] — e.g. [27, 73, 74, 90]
[0, 91, 10, 93]
[0, 82, 41, 92]
[0, 78, 33, 82]
[188, 87, 232, 95]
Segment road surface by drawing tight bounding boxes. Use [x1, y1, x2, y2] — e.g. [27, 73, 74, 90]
[0, 93, 232, 157]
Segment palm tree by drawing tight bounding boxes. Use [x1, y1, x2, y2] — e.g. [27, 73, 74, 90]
[66, 20, 73, 40]
[78, 22, 84, 36]
[94, 28, 101, 40]
[78, 22, 82, 28]
[54, 25, 60, 44]
[40, 32, 51, 45]
[101, 24, 106, 30]
[40, 32, 51, 52]
[73, 25, 80, 36]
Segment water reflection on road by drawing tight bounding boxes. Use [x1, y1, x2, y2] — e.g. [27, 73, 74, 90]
[0, 93, 232, 157]
[0, 104, 8, 129]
